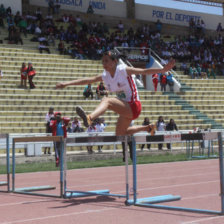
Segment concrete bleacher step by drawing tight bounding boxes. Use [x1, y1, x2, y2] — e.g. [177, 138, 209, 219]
[0, 44, 219, 134]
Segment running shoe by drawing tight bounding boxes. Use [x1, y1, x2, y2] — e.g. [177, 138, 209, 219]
[76, 106, 92, 127]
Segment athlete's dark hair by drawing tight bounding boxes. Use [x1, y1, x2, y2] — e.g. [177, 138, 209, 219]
[103, 50, 127, 61]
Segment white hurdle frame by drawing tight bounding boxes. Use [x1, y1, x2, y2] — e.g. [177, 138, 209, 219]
[12, 136, 64, 198]
[0, 134, 10, 192]
[128, 132, 224, 215]
[63, 135, 130, 199]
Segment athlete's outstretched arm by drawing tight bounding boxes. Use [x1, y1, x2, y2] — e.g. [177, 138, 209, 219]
[56, 75, 102, 89]
[126, 59, 175, 76]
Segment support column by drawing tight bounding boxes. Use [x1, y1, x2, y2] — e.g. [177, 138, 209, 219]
[125, 0, 135, 19]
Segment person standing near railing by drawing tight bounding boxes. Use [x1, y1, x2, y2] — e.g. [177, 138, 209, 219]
[166, 119, 178, 150]
[50, 112, 70, 167]
[156, 116, 166, 150]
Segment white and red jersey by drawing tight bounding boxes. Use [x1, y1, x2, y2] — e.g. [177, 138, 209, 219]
[101, 64, 139, 103]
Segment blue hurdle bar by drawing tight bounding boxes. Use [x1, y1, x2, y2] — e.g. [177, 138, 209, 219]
[15, 185, 56, 192]
[64, 135, 129, 200]
[127, 194, 181, 205]
[64, 190, 128, 199]
[12, 136, 64, 198]
[0, 134, 10, 192]
[130, 132, 224, 215]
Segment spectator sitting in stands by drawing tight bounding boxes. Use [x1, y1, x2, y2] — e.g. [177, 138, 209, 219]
[117, 20, 124, 32]
[14, 11, 22, 26]
[54, 0, 60, 15]
[83, 83, 94, 100]
[87, 4, 94, 14]
[34, 25, 41, 35]
[71, 117, 84, 132]
[58, 40, 65, 54]
[35, 7, 42, 21]
[38, 35, 48, 45]
[0, 4, 6, 19]
[7, 15, 14, 30]
[180, 62, 188, 74]
[48, 0, 54, 14]
[76, 15, 82, 26]
[18, 16, 27, 37]
[45, 12, 53, 23]
[48, 33, 55, 46]
[39, 42, 50, 54]
[189, 63, 198, 79]
[208, 63, 216, 79]
[14, 28, 23, 45]
[62, 14, 69, 23]
[155, 19, 162, 33]
[6, 7, 12, 16]
[96, 82, 108, 99]
[67, 123, 72, 133]
[217, 23, 223, 33]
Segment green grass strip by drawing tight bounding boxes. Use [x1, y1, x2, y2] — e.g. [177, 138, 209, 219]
[0, 152, 216, 174]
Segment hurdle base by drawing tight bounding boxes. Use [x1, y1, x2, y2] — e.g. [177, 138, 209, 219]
[0, 181, 7, 186]
[65, 189, 126, 199]
[135, 202, 223, 215]
[15, 185, 56, 192]
[127, 194, 181, 205]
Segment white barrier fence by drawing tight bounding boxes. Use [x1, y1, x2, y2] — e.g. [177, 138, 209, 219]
[0, 130, 223, 156]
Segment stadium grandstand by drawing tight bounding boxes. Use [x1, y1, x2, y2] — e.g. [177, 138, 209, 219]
[0, 0, 224, 155]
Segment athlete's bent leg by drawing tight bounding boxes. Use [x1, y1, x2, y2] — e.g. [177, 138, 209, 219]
[90, 97, 133, 121]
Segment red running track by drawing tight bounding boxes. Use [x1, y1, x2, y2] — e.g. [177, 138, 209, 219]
[1, 159, 224, 224]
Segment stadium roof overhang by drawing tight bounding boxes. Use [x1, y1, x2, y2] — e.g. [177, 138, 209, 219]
[173, 0, 224, 7]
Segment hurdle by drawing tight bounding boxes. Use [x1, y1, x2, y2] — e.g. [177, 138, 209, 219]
[127, 131, 224, 215]
[63, 135, 130, 199]
[12, 136, 64, 198]
[0, 134, 10, 192]
[185, 131, 219, 159]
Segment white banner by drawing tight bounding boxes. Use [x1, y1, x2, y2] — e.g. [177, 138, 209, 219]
[29, 0, 126, 17]
[28, 0, 223, 30]
[1, 0, 22, 14]
[164, 134, 181, 142]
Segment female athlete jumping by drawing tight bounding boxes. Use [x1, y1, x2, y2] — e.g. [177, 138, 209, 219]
[56, 50, 175, 136]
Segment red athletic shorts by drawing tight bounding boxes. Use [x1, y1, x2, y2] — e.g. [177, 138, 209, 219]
[128, 100, 142, 120]
[21, 74, 27, 80]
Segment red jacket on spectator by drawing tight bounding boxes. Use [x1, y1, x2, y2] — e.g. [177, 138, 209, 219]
[50, 117, 70, 138]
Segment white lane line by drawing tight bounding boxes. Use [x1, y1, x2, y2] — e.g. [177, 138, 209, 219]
[0, 198, 60, 207]
[0, 207, 118, 224]
[181, 215, 224, 224]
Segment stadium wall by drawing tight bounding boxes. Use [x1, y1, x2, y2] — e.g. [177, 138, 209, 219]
[2, 0, 22, 14]
[29, 0, 126, 17]
[135, 4, 223, 31]
[29, 0, 223, 30]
